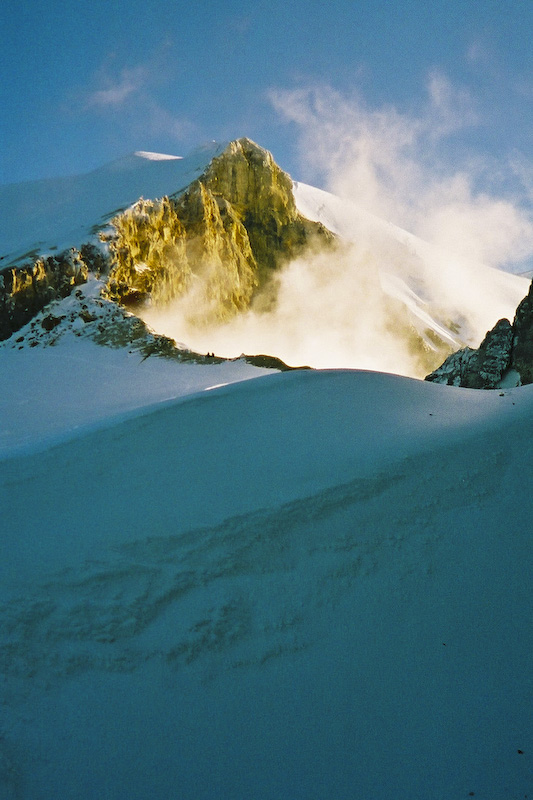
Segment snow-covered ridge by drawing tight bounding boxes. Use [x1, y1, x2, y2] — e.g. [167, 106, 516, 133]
[1, 355, 533, 798]
[0, 142, 225, 264]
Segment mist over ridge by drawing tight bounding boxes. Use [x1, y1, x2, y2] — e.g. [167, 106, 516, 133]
[1, 127, 530, 380]
[135, 80, 533, 378]
[130, 137, 529, 379]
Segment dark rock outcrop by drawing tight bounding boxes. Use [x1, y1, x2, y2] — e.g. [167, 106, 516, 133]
[426, 280, 533, 388]
[425, 318, 513, 387]
[0, 250, 88, 341]
[510, 281, 533, 385]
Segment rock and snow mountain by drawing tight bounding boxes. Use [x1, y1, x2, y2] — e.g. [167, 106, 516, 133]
[1, 140, 533, 799]
[1, 138, 529, 376]
[0, 144, 224, 264]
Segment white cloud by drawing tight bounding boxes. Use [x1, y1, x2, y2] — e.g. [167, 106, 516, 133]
[85, 65, 149, 109]
[466, 37, 492, 67]
[141, 102, 196, 140]
[426, 70, 479, 137]
[78, 56, 194, 143]
[510, 152, 533, 204]
[269, 77, 533, 272]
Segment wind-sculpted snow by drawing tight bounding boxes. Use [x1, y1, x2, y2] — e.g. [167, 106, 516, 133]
[0, 438, 506, 683]
[0, 369, 522, 579]
[1, 369, 533, 798]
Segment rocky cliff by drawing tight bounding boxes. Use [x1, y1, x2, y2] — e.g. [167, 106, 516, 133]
[0, 139, 334, 343]
[2, 137, 497, 377]
[426, 280, 533, 387]
[105, 138, 335, 322]
[0, 248, 93, 340]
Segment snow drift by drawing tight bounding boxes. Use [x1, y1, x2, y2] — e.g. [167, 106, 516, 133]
[1, 360, 532, 799]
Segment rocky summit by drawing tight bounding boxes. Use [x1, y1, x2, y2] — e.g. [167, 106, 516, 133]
[104, 138, 335, 322]
[0, 139, 334, 342]
[426, 280, 533, 388]
[2, 137, 529, 379]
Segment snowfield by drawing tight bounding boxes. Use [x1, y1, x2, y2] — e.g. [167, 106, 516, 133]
[0, 339, 277, 458]
[1, 142, 532, 798]
[1, 346, 532, 799]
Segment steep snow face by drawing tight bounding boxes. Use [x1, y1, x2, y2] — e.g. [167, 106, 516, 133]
[293, 181, 530, 347]
[1, 368, 532, 799]
[0, 143, 224, 265]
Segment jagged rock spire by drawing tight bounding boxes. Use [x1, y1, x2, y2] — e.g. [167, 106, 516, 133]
[105, 138, 335, 322]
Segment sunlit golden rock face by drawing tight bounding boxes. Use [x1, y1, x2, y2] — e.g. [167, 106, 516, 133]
[106, 138, 334, 322]
[105, 196, 192, 307]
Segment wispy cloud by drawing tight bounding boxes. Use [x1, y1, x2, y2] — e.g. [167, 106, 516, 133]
[136, 74, 533, 379]
[425, 69, 479, 138]
[141, 102, 196, 140]
[140, 75, 533, 380]
[466, 37, 493, 67]
[84, 65, 149, 109]
[510, 151, 533, 204]
[268, 76, 533, 272]
[227, 13, 253, 35]
[75, 54, 194, 143]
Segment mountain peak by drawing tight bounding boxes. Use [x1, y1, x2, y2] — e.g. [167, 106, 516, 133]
[105, 138, 334, 319]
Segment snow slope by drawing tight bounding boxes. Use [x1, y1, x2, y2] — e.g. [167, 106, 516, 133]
[0, 340, 277, 458]
[1, 363, 532, 799]
[0, 144, 224, 265]
[1, 143, 532, 797]
[294, 181, 529, 346]
[0, 275, 279, 457]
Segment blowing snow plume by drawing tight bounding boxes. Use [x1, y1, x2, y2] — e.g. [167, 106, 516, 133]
[269, 76, 533, 271]
[141, 236, 454, 375]
[121, 130, 531, 377]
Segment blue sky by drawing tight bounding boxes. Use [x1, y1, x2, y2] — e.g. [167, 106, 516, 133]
[1, 0, 532, 201]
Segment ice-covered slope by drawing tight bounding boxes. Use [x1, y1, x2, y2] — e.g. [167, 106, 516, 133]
[294, 181, 529, 347]
[0, 339, 277, 458]
[0, 144, 224, 265]
[1, 366, 532, 799]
